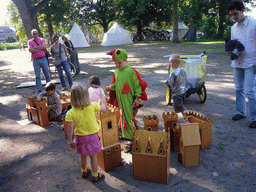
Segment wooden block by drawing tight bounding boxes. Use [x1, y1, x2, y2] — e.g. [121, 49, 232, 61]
[132, 130, 170, 184]
[36, 99, 49, 127]
[179, 123, 201, 167]
[63, 116, 68, 138]
[97, 143, 122, 172]
[143, 115, 159, 131]
[162, 111, 178, 134]
[186, 111, 213, 148]
[96, 106, 119, 148]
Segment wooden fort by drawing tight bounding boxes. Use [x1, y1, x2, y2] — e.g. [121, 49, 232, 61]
[132, 130, 170, 184]
[26, 96, 49, 127]
[95, 104, 122, 171]
[143, 115, 159, 131]
[162, 111, 179, 152]
[185, 111, 213, 148]
[178, 123, 201, 167]
[27, 93, 71, 127]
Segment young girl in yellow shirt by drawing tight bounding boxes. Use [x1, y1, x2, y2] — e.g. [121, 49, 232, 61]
[65, 83, 104, 182]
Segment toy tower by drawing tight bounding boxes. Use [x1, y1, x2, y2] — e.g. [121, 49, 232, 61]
[162, 111, 179, 152]
[185, 111, 213, 148]
[132, 130, 170, 184]
[162, 111, 178, 133]
[143, 115, 159, 131]
[178, 123, 201, 167]
[35, 98, 49, 127]
[95, 104, 122, 172]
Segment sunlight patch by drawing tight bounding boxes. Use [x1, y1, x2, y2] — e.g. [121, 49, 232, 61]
[153, 70, 168, 74]
[0, 94, 23, 105]
[91, 64, 115, 68]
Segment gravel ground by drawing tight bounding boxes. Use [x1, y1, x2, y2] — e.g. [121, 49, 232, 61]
[0, 42, 255, 192]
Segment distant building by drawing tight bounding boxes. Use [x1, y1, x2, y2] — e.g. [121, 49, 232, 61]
[0, 26, 17, 43]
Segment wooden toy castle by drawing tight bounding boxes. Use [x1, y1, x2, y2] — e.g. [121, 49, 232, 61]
[143, 115, 159, 131]
[27, 93, 71, 127]
[162, 112, 179, 152]
[132, 130, 170, 184]
[26, 96, 49, 127]
[95, 104, 122, 172]
[185, 111, 213, 149]
[178, 123, 201, 167]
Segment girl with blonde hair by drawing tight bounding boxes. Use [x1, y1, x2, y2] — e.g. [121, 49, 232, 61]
[65, 83, 104, 182]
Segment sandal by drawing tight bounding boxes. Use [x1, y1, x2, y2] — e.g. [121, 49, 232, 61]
[82, 169, 91, 178]
[92, 172, 105, 183]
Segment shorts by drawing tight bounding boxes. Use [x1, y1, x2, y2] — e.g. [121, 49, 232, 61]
[74, 132, 102, 156]
[173, 94, 185, 113]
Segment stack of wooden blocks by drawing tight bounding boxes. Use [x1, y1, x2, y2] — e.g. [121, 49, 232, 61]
[95, 104, 122, 172]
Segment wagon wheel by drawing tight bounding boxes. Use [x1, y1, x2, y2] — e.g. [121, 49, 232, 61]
[198, 84, 207, 103]
[166, 86, 172, 105]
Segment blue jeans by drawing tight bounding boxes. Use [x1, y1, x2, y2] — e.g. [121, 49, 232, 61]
[33, 57, 51, 92]
[233, 66, 256, 121]
[56, 61, 73, 88]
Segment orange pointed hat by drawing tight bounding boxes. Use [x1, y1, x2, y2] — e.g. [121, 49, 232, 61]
[107, 49, 128, 61]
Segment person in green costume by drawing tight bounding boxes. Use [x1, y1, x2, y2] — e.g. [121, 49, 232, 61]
[105, 49, 147, 147]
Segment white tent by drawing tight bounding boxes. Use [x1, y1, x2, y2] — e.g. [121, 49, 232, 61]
[101, 22, 133, 46]
[169, 20, 189, 40]
[178, 20, 189, 39]
[68, 22, 90, 48]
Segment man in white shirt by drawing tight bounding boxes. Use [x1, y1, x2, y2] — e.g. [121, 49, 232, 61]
[228, 1, 256, 128]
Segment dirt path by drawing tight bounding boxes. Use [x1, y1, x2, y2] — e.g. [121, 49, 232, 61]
[0, 42, 255, 191]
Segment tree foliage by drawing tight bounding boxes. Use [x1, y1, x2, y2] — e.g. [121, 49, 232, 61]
[117, 0, 172, 40]
[70, 0, 116, 33]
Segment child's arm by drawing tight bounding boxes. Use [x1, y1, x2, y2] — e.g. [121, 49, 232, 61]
[67, 121, 76, 149]
[104, 86, 115, 92]
[36, 91, 47, 101]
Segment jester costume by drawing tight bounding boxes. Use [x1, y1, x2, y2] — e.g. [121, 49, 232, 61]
[107, 49, 147, 140]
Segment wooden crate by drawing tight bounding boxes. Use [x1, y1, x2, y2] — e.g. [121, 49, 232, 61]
[97, 143, 122, 172]
[132, 130, 170, 184]
[96, 106, 119, 148]
[179, 123, 201, 167]
[185, 111, 213, 148]
[143, 115, 159, 131]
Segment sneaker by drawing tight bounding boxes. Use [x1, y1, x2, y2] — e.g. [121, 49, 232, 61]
[61, 87, 67, 91]
[232, 114, 245, 121]
[249, 121, 256, 128]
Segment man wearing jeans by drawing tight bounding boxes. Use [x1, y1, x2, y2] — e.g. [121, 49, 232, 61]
[228, 1, 256, 128]
[28, 29, 51, 93]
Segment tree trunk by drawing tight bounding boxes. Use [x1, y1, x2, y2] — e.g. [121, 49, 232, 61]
[45, 13, 54, 44]
[137, 19, 142, 41]
[12, 0, 51, 39]
[172, 0, 180, 43]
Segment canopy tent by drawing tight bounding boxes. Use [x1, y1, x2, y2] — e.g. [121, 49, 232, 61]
[101, 22, 133, 46]
[68, 22, 90, 48]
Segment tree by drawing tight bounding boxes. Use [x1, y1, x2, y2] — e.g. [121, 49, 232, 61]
[40, 0, 73, 42]
[12, 0, 51, 39]
[117, 0, 172, 41]
[7, 1, 27, 40]
[72, 0, 116, 33]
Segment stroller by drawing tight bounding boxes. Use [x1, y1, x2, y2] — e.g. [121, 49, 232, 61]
[164, 51, 207, 104]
